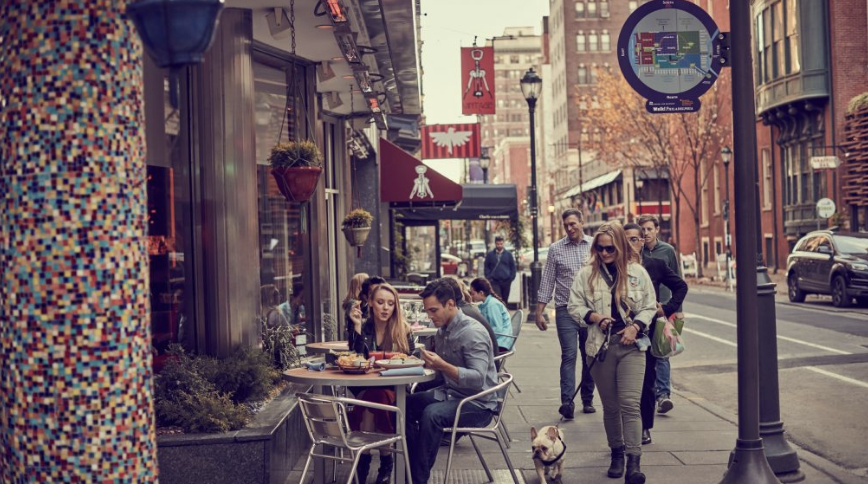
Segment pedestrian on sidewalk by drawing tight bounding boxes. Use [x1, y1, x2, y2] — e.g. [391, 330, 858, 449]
[625, 223, 688, 445]
[638, 215, 681, 415]
[483, 235, 517, 303]
[406, 279, 498, 484]
[568, 222, 656, 484]
[535, 208, 596, 419]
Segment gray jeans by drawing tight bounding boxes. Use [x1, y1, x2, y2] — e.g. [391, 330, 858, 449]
[589, 337, 646, 456]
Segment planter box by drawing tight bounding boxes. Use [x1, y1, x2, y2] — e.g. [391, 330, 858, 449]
[158, 383, 310, 484]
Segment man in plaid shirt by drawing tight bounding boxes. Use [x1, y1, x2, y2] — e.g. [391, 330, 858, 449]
[535, 208, 596, 419]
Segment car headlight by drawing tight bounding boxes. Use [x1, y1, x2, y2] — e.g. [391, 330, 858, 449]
[852, 263, 868, 272]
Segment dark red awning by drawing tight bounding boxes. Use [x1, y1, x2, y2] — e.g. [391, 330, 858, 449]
[379, 139, 463, 204]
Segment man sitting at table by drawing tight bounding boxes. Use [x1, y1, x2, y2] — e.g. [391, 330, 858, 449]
[407, 279, 498, 484]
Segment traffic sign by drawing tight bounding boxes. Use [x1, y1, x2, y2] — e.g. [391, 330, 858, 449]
[816, 198, 836, 219]
[810, 156, 841, 170]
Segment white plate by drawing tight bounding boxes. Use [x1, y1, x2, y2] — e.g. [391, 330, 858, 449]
[375, 359, 425, 369]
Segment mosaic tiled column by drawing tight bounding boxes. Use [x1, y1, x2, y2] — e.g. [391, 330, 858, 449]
[0, 1, 157, 481]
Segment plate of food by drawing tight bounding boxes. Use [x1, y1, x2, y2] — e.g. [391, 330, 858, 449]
[375, 354, 425, 369]
[336, 354, 374, 374]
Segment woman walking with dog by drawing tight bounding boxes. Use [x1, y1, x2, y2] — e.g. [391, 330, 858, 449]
[568, 222, 657, 484]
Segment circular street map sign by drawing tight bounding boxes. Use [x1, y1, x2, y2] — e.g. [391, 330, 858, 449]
[617, 0, 725, 114]
[816, 198, 836, 219]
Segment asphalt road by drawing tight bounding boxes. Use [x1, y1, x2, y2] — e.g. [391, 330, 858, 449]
[674, 287, 868, 479]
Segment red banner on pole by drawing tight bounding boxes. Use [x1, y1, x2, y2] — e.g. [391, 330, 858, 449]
[461, 46, 495, 115]
[422, 124, 481, 160]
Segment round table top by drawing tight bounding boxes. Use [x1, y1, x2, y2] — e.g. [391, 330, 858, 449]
[306, 341, 349, 354]
[283, 366, 437, 387]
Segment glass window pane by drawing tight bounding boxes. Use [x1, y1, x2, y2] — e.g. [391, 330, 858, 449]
[146, 72, 195, 370]
[587, 1, 597, 16]
[576, 33, 586, 51]
[588, 33, 598, 51]
[254, 61, 312, 337]
[601, 33, 611, 51]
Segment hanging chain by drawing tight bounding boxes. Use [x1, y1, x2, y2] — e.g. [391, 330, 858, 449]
[290, 0, 296, 55]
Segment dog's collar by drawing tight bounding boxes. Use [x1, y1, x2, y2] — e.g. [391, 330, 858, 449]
[539, 437, 567, 466]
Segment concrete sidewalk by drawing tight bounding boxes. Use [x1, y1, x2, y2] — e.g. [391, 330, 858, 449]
[289, 321, 866, 484]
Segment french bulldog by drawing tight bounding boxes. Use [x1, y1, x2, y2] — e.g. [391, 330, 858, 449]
[531, 425, 566, 484]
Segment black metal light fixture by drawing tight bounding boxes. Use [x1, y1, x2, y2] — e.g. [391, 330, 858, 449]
[721, 146, 732, 291]
[127, 0, 224, 107]
[520, 67, 543, 324]
[127, 0, 223, 68]
[314, 0, 349, 25]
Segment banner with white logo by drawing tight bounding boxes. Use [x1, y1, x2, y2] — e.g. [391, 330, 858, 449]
[421, 123, 481, 160]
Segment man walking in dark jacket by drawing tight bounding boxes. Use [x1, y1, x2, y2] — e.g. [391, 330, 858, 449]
[484, 235, 517, 302]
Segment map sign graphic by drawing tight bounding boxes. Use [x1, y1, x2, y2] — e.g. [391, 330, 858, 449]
[617, 0, 725, 113]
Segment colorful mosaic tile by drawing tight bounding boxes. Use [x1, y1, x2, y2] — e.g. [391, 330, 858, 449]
[0, 0, 158, 481]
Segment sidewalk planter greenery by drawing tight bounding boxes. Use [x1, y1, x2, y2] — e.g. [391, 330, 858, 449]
[269, 140, 323, 203]
[157, 382, 309, 484]
[155, 328, 307, 484]
[341, 208, 373, 248]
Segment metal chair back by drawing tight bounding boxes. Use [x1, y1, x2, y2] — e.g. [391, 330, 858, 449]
[298, 393, 350, 448]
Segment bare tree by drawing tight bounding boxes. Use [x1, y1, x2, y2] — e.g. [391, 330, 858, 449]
[584, 69, 731, 276]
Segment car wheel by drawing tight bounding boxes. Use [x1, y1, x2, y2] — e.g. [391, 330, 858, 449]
[787, 274, 806, 303]
[831, 276, 852, 308]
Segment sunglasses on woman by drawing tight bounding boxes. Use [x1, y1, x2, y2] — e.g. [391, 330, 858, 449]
[595, 244, 616, 254]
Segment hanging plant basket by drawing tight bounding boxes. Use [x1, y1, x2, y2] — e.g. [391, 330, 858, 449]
[342, 226, 372, 247]
[271, 166, 322, 203]
[342, 208, 374, 256]
[269, 141, 323, 203]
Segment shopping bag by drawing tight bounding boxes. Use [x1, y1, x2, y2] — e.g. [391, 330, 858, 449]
[651, 316, 685, 358]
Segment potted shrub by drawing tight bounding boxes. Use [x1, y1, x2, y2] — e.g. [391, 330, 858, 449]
[269, 140, 323, 203]
[342, 208, 373, 250]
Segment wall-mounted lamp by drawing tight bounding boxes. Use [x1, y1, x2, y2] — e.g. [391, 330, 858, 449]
[126, 0, 224, 107]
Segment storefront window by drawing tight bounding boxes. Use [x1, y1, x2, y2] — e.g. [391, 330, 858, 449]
[145, 71, 195, 370]
[254, 57, 313, 341]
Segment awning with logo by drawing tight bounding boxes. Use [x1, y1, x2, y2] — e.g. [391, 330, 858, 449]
[379, 138, 463, 203]
[393, 184, 518, 221]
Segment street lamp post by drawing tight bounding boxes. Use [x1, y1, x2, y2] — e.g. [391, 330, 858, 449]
[721, 146, 733, 292]
[481, 150, 491, 247]
[720, 1, 786, 483]
[521, 67, 542, 325]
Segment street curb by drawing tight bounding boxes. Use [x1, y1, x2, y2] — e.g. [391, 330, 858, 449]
[671, 388, 868, 484]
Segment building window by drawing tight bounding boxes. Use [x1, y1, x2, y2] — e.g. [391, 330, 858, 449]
[575, 1, 585, 18]
[510, 55, 520, 63]
[578, 64, 589, 84]
[714, 162, 721, 213]
[254, 60, 313, 335]
[600, 1, 609, 16]
[629, 1, 638, 11]
[590, 63, 598, 84]
[587, 1, 597, 17]
[786, 0, 800, 73]
[762, 149, 772, 209]
[588, 31, 599, 51]
[576, 32, 586, 52]
[600, 30, 611, 51]
[773, 1, 784, 78]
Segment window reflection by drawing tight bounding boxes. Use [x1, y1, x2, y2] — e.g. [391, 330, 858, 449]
[254, 60, 312, 347]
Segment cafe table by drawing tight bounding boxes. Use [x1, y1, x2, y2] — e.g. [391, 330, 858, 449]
[284, 366, 437, 484]
[305, 341, 350, 355]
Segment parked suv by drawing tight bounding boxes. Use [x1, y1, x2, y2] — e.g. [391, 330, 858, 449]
[786, 230, 868, 307]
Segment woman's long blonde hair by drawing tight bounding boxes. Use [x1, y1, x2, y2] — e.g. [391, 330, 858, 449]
[371, 283, 411, 353]
[343, 272, 369, 304]
[587, 222, 637, 311]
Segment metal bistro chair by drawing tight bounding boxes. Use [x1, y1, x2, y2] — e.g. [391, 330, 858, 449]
[442, 373, 520, 484]
[492, 351, 515, 447]
[493, 309, 524, 393]
[297, 393, 412, 484]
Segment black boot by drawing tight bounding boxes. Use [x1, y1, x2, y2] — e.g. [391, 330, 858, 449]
[375, 454, 394, 484]
[355, 454, 372, 484]
[625, 454, 646, 484]
[607, 445, 625, 478]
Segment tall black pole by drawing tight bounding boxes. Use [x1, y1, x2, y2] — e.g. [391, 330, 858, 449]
[723, 157, 732, 291]
[528, 98, 542, 323]
[719, 1, 781, 483]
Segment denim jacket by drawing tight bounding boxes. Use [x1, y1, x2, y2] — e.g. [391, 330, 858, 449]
[566, 262, 657, 357]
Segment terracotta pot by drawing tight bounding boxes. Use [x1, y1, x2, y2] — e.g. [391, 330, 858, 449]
[342, 226, 371, 247]
[271, 166, 322, 203]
